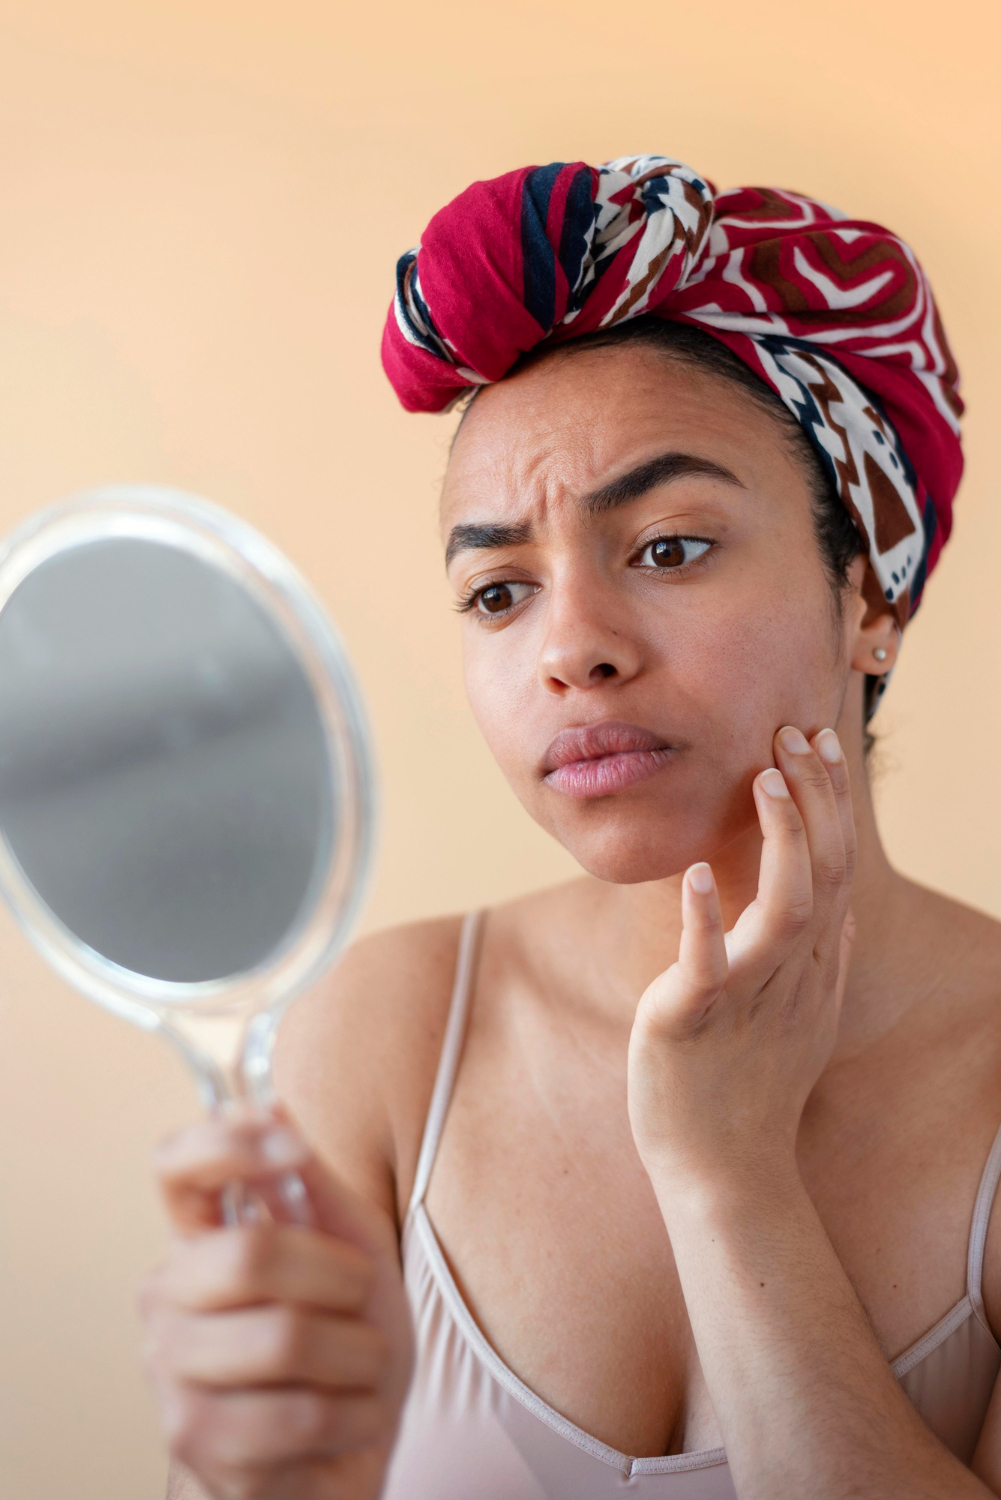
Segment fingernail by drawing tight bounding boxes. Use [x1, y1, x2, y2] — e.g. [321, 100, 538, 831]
[816, 728, 842, 764]
[260, 1128, 307, 1167]
[688, 862, 714, 894]
[760, 768, 790, 798]
[778, 726, 810, 755]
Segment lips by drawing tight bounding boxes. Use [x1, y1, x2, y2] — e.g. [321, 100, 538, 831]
[541, 720, 675, 799]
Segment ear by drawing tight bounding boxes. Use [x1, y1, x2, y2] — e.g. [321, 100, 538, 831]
[845, 556, 899, 675]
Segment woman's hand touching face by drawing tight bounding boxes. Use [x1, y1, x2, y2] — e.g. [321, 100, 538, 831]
[141, 1109, 413, 1500]
[627, 725, 856, 1195]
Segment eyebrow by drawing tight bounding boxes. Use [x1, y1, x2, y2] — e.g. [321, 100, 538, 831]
[582, 450, 743, 516]
[444, 451, 743, 567]
[445, 521, 532, 568]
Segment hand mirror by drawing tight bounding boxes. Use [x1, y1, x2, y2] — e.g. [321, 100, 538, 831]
[0, 486, 374, 1203]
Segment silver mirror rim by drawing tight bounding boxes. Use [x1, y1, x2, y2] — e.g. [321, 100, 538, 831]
[0, 484, 377, 1026]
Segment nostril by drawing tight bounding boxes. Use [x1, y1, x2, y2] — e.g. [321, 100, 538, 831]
[595, 663, 616, 679]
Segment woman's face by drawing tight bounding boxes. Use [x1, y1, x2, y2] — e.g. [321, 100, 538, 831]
[442, 344, 865, 884]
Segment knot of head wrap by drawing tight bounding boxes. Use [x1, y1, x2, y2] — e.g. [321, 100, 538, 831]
[382, 154, 963, 636]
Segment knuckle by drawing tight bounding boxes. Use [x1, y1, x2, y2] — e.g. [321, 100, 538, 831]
[798, 763, 833, 793]
[166, 1392, 279, 1499]
[843, 842, 859, 882]
[777, 899, 812, 938]
[169, 1424, 201, 1473]
[163, 1387, 209, 1458]
[775, 805, 806, 838]
[828, 766, 851, 797]
[226, 1224, 282, 1295]
[263, 1306, 312, 1377]
[814, 853, 847, 889]
[281, 1389, 333, 1447]
[148, 1307, 190, 1379]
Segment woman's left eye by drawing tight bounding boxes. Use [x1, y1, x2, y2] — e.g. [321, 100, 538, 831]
[635, 536, 712, 569]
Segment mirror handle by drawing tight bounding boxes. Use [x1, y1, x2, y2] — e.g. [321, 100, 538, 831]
[221, 1170, 314, 1228]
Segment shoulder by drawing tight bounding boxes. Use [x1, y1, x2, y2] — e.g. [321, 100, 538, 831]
[273, 913, 466, 1224]
[902, 881, 1001, 1015]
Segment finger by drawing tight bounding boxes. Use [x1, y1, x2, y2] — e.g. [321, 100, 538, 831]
[836, 908, 857, 1010]
[812, 729, 858, 889]
[733, 767, 813, 967]
[773, 726, 849, 925]
[638, 865, 728, 1038]
[163, 1385, 385, 1470]
[145, 1225, 373, 1316]
[154, 1110, 309, 1234]
[154, 1108, 398, 1269]
[158, 1305, 390, 1391]
[678, 864, 728, 1010]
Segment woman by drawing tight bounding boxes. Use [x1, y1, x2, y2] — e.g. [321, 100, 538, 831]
[144, 158, 1001, 1499]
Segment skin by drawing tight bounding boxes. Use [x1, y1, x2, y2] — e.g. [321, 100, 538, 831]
[145, 345, 1001, 1499]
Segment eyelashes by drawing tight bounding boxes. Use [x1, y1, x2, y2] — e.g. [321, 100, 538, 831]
[456, 534, 715, 620]
[457, 580, 537, 617]
[636, 536, 711, 569]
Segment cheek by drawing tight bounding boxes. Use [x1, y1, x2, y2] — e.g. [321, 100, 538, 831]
[456, 568, 848, 886]
[462, 631, 539, 782]
[655, 570, 844, 746]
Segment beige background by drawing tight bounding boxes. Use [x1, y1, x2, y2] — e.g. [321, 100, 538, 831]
[0, 2, 997, 1494]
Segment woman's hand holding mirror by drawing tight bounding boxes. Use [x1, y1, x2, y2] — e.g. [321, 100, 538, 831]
[143, 1105, 413, 1500]
[627, 725, 857, 1195]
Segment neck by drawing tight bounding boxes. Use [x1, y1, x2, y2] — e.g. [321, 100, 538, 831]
[581, 675, 908, 1052]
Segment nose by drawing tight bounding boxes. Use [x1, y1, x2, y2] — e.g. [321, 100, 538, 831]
[537, 579, 642, 695]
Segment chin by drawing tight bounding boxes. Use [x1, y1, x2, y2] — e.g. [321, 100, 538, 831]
[540, 797, 745, 886]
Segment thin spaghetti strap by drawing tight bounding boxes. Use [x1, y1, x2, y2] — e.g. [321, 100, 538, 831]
[407, 911, 485, 1216]
[967, 1117, 1001, 1324]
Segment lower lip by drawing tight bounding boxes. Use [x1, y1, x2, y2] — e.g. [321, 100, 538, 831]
[544, 748, 674, 799]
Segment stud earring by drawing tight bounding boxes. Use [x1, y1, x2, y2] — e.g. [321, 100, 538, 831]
[873, 647, 888, 663]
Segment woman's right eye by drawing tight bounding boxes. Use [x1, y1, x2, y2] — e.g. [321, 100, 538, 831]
[471, 581, 535, 616]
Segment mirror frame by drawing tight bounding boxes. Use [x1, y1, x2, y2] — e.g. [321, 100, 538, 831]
[0, 485, 376, 1037]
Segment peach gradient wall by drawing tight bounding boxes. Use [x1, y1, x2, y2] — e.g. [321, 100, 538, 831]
[0, 3, 997, 1494]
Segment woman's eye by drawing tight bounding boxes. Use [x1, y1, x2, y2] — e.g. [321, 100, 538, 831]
[637, 536, 711, 569]
[473, 581, 535, 616]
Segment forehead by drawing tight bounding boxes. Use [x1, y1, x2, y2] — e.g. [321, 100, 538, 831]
[441, 343, 793, 530]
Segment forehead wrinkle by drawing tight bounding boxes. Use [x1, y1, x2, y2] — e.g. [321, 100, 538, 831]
[443, 450, 746, 568]
[443, 442, 591, 569]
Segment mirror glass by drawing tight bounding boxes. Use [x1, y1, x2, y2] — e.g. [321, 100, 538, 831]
[0, 538, 332, 984]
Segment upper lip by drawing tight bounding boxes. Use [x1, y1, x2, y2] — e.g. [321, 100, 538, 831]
[541, 720, 672, 774]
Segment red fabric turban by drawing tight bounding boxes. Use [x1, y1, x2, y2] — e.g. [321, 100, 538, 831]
[382, 155, 962, 630]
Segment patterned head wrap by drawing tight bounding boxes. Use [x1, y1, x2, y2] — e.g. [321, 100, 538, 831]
[382, 155, 962, 637]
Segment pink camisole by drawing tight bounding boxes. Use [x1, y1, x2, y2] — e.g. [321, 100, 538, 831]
[382, 913, 1001, 1498]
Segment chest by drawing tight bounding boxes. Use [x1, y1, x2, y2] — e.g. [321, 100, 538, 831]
[423, 1013, 999, 1458]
